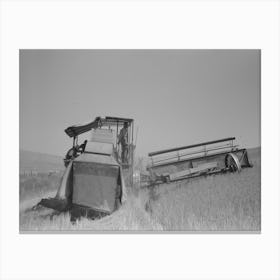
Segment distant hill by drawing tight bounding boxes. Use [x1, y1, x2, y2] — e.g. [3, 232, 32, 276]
[247, 146, 261, 158]
[20, 150, 64, 174]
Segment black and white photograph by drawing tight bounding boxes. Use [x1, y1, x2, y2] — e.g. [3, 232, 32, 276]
[1, 1, 280, 279]
[19, 49, 261, 232]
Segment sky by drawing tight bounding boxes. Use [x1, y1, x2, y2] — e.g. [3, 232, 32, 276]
[20, 50, 260, 157]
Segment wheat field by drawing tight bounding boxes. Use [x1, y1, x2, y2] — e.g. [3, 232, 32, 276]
[19, 148, 260, 232]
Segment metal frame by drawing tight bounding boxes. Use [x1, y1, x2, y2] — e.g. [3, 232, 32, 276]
[64, 116, 135, 186]
[65, 116, 133, 136]
[147, 137, 252, 185]
[148, 137, 236, 168]
[148, 137, 235, 157]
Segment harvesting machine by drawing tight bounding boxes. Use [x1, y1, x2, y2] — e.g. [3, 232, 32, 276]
[36, 116, 135, 219]
[146, 137, 253, 185]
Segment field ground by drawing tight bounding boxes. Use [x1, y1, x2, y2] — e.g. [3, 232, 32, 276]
[19, 148, 260, 232]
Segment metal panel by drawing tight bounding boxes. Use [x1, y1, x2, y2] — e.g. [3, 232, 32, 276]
[85, 142, 114, 155]
[169, 162, 218, 181]
[74, 153, 118, 165]
[90, 128, 115, 144]
[72, 162, 119, 213]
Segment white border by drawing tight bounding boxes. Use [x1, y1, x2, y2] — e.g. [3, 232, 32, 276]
[1, 1, 280, 279]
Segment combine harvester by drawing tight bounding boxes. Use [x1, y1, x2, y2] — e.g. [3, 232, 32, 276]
[35, 116, 135, 220]
[147, 137, 253, 185]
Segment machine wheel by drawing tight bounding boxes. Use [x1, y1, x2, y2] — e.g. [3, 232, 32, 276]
[225, 153, 241, 172]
